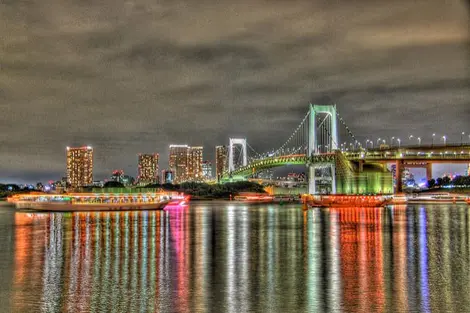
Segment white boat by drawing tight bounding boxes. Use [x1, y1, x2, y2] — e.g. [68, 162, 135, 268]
[406, 193, 467, 204]
[8, 191, 189, 211]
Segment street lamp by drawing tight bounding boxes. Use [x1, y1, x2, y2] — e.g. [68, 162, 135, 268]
[391, 137, 395, 147]
[409, 135, 414, 144]
[442, 136, 447, 146]
[417, 137, 421, 146]
[432, 133, 436, 147]
[397, 138, 401, 148]
[377, 138, 381, 146]
[461, 132, 465, 145]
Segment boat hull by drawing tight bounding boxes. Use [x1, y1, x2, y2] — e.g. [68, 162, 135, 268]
[407, 199, 467, 204]
[303, 195, 390, 208]
[234, 200, 274, 204]
[14, 200, 170, 212]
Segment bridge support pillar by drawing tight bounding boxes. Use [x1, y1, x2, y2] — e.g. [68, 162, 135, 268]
[330, 163, 336, 194]
[395, 160, 404, 193]
[426, 163, 433, 182]
[308, 163, 336, 195]
[308, 165, 316, 195]
[308, 104, 339, 154]
[358, 160, 364, 172]
[228, 138, 247, 172]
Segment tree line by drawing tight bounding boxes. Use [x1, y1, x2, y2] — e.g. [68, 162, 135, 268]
[144, 181, 266, 198]
[427, 175, 470, 189]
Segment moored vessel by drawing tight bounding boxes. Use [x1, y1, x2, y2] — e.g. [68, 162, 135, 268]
[302, 194, 391, 208]
[233, 192, 274, 203]
[8, 190, 188, 212]
[407, 193, 467, 204]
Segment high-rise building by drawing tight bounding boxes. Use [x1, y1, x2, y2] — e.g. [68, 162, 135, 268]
[138, 154, 159, 185]
[169, 145, 189, 183]
[202, 161, 212, 180]
[215, 145, 228, 181]
[187, 146, 203, 181]
[169, 145, 205, 183]
[66, 146, 93, 188]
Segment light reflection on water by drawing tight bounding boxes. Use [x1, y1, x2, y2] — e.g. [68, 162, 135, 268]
[1, 203, 470, 312]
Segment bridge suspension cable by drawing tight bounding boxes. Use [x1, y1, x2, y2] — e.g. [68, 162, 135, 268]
[270, 110, 310, 157]
[246, 142, 262, 159]
[246, 105, 359, 163]
[335, 107, 358, 146]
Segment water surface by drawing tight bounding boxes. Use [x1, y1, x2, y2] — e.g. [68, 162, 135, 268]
[0, 202, 469, 312]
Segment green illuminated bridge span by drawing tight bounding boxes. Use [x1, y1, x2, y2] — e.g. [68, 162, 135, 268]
[222, 144, 470, 194]
[224, 145, 470, 176]
[222, 104, 469, 194]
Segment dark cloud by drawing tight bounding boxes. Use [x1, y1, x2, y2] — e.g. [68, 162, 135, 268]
[0, 0, 469, 183]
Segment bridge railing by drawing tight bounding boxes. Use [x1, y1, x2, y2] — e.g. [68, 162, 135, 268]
[364, 143, 470, 151]
[344, 151, 470, 160]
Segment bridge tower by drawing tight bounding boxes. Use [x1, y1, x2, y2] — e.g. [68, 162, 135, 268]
[308, 104, 339, 195]
[228, 138, 247, 172]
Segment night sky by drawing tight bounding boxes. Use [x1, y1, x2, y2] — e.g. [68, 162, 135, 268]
[1, 0, 469, 183]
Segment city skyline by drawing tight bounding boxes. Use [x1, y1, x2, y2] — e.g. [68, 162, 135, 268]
[1, 0, 469, 183]
[1, 140, 468, 186]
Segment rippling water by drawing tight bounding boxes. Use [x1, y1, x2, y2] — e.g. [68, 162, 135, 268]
[1, 202, 470, 312]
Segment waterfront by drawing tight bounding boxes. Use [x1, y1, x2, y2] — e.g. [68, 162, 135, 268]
[1, 202, 470, 312]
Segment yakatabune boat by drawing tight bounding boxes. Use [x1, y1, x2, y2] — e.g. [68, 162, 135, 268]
[302, 194, 391, 208]
[8, 191, 189, 211]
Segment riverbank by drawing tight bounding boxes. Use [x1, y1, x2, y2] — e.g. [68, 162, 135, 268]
[418, 188, 470, 196]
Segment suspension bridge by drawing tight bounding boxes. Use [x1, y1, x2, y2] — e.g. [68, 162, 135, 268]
[221, 104, 470, 195]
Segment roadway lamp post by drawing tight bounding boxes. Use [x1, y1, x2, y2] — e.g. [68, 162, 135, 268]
[397, 138, 401, 148]
[432, 133, 436, 147]
[376, 138, 381, 146]
[442, 136, 447, 146]
[461, 132, 465, 146]
[409, 135, 414, 145]
[391, 137, 395, 147]
[417, 137, 421, 147]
